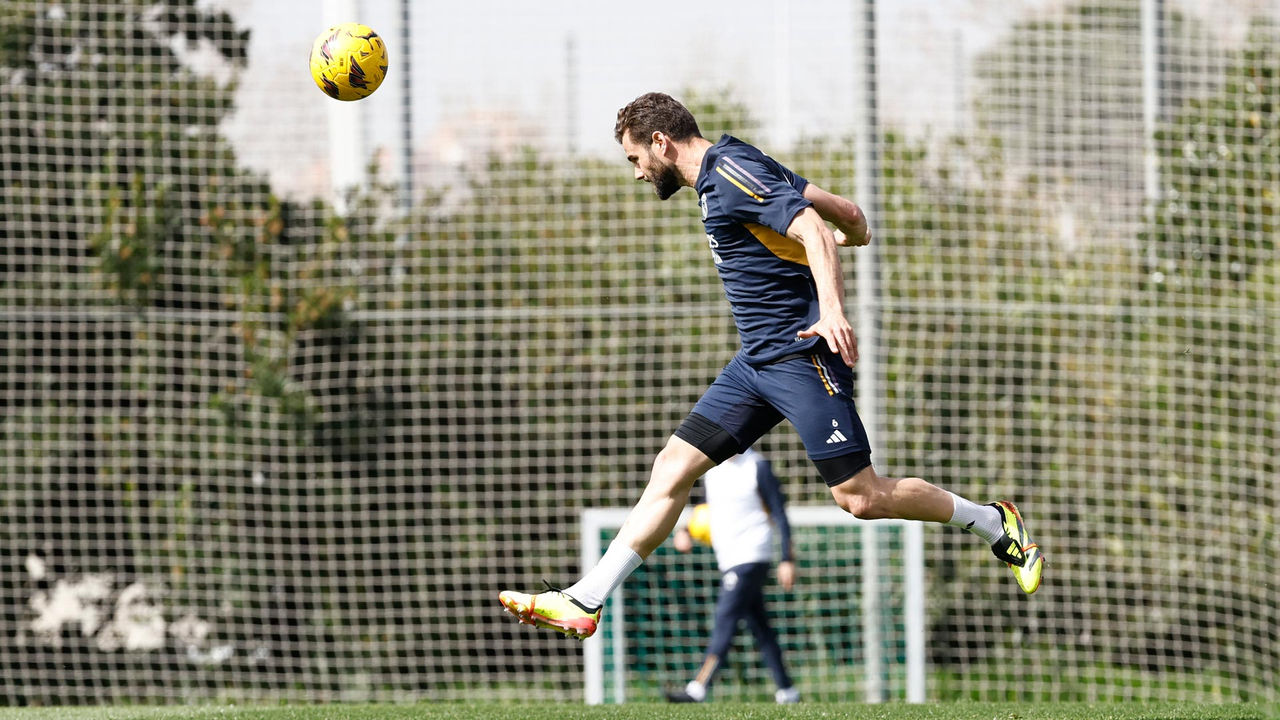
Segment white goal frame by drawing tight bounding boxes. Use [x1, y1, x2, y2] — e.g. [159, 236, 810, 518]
[581, 506, 925, 705]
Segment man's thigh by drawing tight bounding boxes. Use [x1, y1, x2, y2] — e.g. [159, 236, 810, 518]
[682, 355, 785, 461]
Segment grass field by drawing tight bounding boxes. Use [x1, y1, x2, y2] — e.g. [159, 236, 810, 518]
[0, 703, 1274, 720]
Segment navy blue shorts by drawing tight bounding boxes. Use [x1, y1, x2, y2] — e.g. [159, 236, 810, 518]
[676, 346, 872, 485]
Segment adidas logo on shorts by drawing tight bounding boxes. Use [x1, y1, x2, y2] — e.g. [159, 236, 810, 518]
[826, 429, 848, 444]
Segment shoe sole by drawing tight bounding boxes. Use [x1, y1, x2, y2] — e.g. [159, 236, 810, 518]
[499, 593, 597, 640]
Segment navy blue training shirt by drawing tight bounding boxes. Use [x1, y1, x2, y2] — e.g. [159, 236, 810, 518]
[695, 135, 822, 365]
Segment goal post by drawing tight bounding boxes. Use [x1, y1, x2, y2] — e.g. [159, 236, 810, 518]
[581, 507, 925, 705]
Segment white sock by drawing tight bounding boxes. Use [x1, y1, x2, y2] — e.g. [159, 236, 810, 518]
[563, 542, 642, 610]
[947, 492, 1003, 544]
[684, 680, 707, 701]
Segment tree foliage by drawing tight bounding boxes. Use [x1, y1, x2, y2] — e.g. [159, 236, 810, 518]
[1144, 17, 1280, 298]
[972, 0, 1222, 229]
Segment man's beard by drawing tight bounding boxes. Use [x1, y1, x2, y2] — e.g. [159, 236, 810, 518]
[650, 160, 682, 200]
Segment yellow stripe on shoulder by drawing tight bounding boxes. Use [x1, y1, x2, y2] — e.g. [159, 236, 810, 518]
[745, 223, 808, 265]
[715, 166, 764, 202]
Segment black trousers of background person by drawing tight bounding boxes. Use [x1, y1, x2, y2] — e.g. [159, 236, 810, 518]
[694, 561, 793, 693]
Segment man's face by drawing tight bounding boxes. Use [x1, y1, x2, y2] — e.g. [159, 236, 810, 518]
[622, 131, 682, 200]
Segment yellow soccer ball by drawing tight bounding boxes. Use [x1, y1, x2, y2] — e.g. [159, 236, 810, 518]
[687, 503, 712, 546]
[309, 23, 388, 101]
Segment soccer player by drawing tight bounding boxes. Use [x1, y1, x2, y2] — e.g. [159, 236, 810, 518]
[499, 92, 1043, 641]
[664, 448, 800, 705]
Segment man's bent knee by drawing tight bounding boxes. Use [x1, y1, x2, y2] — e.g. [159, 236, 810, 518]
[830, 466, 885, 520]
[835, 492, 881, 520]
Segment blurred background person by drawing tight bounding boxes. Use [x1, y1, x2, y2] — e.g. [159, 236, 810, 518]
[665, 448, 800, 705]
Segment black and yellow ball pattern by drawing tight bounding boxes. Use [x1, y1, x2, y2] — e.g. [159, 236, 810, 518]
[309, 23, 388, 101]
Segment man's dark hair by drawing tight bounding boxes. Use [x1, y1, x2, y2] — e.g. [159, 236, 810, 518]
[614, 92, 703, 145]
